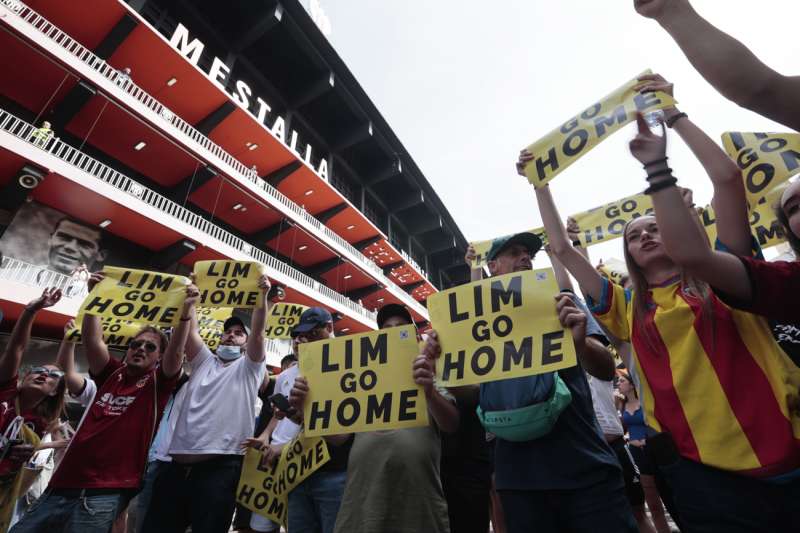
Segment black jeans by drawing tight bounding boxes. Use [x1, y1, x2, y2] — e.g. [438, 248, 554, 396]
[498, 468, 638, 533]
[441, 460, 491, 533]
[140, 456, 243, 533]
[660, 457, 800, 532]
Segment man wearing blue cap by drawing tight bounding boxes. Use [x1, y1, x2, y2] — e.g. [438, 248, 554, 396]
[142, 275, 273, 533]
[476, 232, 637, 533]
[281, 307, 353, 533]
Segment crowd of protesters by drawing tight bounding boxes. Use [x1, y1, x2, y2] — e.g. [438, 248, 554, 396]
[2, 1, 800, 532]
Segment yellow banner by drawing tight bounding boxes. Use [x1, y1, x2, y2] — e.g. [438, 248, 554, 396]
[428, 269, 577, 387]
[275, 433, 330, 494]
[196, 307, 232, 350]
[65, 313, 143, 347]
[299, 325, 428, 437]
[79, 267, 188, 328]
[596, 258, 629, 286]
[522, 70, 676, 188]
[571, 193, 654, 247]
[721, 132, 800, 203]
[236, 448, 287, 527]
[266, 303, 309, 339]
[194, 260, 264, 308]
[469, 228, 546, 269]
[701, 187, 786, 250]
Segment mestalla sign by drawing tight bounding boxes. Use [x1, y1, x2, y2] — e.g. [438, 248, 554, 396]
[168, 23, 329, 180]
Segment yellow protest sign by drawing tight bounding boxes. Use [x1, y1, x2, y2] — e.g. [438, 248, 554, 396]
[65, 313, 143, 347]
[79, 267, 188, 328]
[194, 260, 264, 308]
[428, 269, 577, 387]
[721, 132, 800, 203]
[235, 433, 330, 526]
[571, 193, 654, 247]
[266, 303, 309, 339]
[196, 307, 232, 350]
[469, 228, 546, 269]
[701, 193, 786, 250]
[274, 433, 330, 494]
[521, 70, 676, 188]
[299, 325, 428, 437]
[597, 258, 629, 286]
[236, 448, 287, 527]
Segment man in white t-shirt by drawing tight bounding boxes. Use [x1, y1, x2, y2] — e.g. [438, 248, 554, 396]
[141, 274, 273, 533]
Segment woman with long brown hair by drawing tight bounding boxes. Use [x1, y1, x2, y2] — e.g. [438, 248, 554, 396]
[521, 76, 800, 530]
[0, 288, 67, 532]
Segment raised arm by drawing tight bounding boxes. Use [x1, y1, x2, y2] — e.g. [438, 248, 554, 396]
[0, 288, 62, 381]
[162, 283, 198, 378]
[464, 245, 484, 282]
[56, 319, 86, 396]
[556, 294, 615, 381]
[545, 245, 574, 293]
[246, 274, 271, 363]
[415, 330, 459, 433]
[636, 73, 750, 255]
[635, 0, 800, 131]
[518, 152, 605, 301]
[628, 113, 751, 300]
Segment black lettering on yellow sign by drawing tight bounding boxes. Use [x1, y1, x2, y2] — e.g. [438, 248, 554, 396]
[235, 448, 287, 526]
[300, 325, 427, 436]
[272, 437, 328, 495]
[448, 275, 523, 323]
[523, 70, 675, 188]
[440, 331, 566, 382]
[429, 269, 577, 387]
[83, 297, 178, 324]
[571, 194, 654, 247]
[726, 132, 800, 199]
[194, 260, 263, 308]
[265, 303, 307, 339]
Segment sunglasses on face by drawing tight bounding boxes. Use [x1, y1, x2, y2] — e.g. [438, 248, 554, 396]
[129, 340, 158, 353]
[29, 367, 64, 379]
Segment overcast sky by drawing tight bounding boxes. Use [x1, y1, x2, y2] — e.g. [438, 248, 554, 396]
[322, 1, 798, 267]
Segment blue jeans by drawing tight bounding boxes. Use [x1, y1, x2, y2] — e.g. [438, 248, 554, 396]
[498, 468, 638, 533]
[288, 470, 347, 533]
[661, 457, 800, 532]
[10, 490, 128, 533]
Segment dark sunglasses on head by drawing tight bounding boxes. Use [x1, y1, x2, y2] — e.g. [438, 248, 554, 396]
[129, 340, 158, 353]
[29, 367, 64, 379]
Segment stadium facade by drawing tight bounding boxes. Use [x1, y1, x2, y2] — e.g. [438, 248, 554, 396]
[0, 0, 468, 365]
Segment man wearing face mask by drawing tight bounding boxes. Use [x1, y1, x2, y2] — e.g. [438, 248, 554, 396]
[141, 274, 273, 533]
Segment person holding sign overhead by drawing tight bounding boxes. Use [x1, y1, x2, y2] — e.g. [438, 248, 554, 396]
[617, 111, 800, 528]
[467, 233, 635, 533]
[522, 111, 800, 530]
[141, 273, 273, 533]
[11, 277, 187, 533]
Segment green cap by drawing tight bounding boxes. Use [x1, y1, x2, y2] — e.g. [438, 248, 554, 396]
[486, 232, 543, 261]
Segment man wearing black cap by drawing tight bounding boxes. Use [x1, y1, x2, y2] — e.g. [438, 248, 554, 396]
[475, 232, 637, 532]
[141, 275, 274, 533]
[286, 304, 458, 533]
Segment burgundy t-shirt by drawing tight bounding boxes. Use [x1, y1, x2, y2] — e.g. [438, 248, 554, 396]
[0, 377, 47, 477]
[49, 359, 178, 489]
[727, 257, 800, 324]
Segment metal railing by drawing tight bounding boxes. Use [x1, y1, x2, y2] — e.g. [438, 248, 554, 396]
[0, 109, 378, 322]
[0, 256, 89, 299]
[2, 0, 432, 316]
